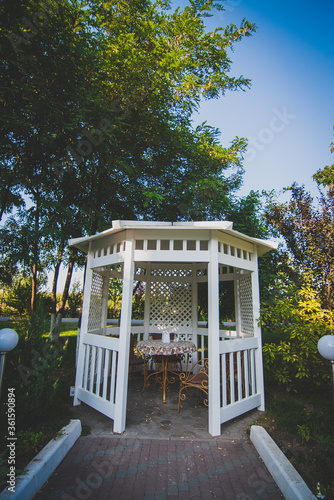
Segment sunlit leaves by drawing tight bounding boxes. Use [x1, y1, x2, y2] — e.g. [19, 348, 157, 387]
[265, 184, 334, 310]
[261, 286, 332, 389]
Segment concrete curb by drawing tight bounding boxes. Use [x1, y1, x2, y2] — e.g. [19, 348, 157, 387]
[0, 419, 81, 500]
[250, 425, 316, 500]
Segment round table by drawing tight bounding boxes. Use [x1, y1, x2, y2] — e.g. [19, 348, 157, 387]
[137, 340, 197, 403]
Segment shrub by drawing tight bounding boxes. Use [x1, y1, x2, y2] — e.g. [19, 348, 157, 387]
[260, 286, 332, 389]
[66, 281, 83, 318]
[2, 303, 67, 429]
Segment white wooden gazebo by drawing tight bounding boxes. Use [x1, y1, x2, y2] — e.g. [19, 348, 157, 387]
[69, 220, 276, 437]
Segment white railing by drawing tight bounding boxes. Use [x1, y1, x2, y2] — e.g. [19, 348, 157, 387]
[219, 337, 261, 423]
[76, 334, 119, 419]
[78, 322, 262, 424]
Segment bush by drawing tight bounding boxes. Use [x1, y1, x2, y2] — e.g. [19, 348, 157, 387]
[2, 304, 67, 429]
[66, 281, 83, 318]
[2, 275, 31, 315]
[260, 286, 332, 389]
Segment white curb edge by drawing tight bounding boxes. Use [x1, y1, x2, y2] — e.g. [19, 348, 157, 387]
[250, 425, 316, 500]
[0, 419, 81, 500]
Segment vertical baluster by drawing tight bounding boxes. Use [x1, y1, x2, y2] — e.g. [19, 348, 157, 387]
[83, 344, 90, 390]
[229, 352, 235, 404]
[109, 350, 117, 403]
[89, 346, 96, 393]
[250, 349, 256, 395]
[95, 347, 102, 395]
[237, 350, 242, 401]
[244, 350, 250, 398]
[99, 349, 105, 398]
[221, 353, 227, 407]
[103, 349, 111, 400]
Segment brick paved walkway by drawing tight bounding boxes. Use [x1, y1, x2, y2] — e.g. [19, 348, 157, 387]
[36, 435, 283, 500]
[35, 372, 283, 499]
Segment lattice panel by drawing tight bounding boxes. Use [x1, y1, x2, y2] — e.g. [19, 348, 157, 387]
[149, 278, 193, 333]
[238, 275, 254, 336]
[88, 272, 105, 331]
[150, 268, 193, 278]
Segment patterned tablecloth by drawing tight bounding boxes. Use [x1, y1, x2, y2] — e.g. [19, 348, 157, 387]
[137, 340, 197, 357]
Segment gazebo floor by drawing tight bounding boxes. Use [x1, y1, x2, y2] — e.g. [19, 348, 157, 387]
[70, 371, 260, 440]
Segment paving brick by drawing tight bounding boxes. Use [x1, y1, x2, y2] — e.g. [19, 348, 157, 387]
[134, 477, 146, 488]
[35, 408, 284, 500]
[96, 491, 112, 500]
[116, 469, 127, 478]
[178, 492, 191, 500]
[155, 490, 167, 500]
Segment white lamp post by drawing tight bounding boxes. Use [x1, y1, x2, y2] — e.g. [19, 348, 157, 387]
[0, 328, 19, 400]
[318, 335, 334, 408]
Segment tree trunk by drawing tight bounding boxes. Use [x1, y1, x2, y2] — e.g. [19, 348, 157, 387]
[50, 249, 76, 342]
[76, 256, 88, 366]
[31, 262, 38, 314]
[0, 185, 11, 221]
[328, 274, 333, 330]
[50, 240, 65, 338]
[31, 196, 40, 314]
[50, 312, 63, 343]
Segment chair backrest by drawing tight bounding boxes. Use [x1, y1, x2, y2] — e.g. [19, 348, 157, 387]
[178, 358, 208, 412]
[183, 358, 208, 382]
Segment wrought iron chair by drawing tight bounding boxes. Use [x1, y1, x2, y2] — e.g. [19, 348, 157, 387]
[178, 358, 208, 412]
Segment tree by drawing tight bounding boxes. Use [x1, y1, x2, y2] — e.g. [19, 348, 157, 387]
[313, 123, 334, 190]
[1, 0, 257, 329]
[264, 184, 334, 312]
[108, 278, 123, 319]
[2, 273, 32, 316]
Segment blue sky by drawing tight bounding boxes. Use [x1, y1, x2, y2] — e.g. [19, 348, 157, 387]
[179, 0, 334, 200]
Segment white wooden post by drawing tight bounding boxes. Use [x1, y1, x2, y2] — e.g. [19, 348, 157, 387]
[144, 262, 151, 340]
[252, 247, 265, 411]
[208, 231, 221, 436]
[234, 270, 241, 337]
[113, 232, 134, 433]
[192, 262, 198, 364]
[74, 245, 93, 406]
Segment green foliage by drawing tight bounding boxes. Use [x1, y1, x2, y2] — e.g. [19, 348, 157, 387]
[108, 278, 123, 319]
[1, 0, 257, 315]
[15, 431, 47, 456]
[1, 269, 50, 316]
[0, 315, 75, 488]
[313, 163, 334, 188]
[132, 281, 145, 320]
[2, 305, 67, 429]
[2, 273, 32, 315]
[264, 184, 334, 310]
[259, 389, 334, 497]
[66, 281, 83, 318]
[260, 286, 332, 389]
[227, 190, 271, 239]
[0, 451, 6, 490]
[107, 279, 145, 320]
[313, 123, 334, 189]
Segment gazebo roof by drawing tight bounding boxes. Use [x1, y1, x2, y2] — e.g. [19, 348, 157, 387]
[69, 220, 277, 257]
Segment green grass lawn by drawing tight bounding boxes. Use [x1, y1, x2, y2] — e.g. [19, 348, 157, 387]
[1, 319, 78, 336]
